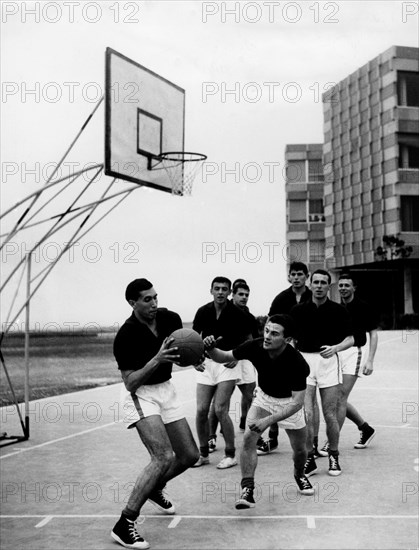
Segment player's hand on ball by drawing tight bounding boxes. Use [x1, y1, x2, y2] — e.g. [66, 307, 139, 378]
[156, 337, 180, 364]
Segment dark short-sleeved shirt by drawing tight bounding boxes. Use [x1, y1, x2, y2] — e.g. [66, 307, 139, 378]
[232, 338, 310, 398]
[113, 308, 182, 385]
[341, 296, 378, 347]
[192, 300, 253, 350]
[290, 299, 352, 353]
[235, 305, 259, 338]
[269, 286, 312, 315]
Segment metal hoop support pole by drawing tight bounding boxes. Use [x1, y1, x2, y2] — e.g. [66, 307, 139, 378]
[24, 253, 31, 439]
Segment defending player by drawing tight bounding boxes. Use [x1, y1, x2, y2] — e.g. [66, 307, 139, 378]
[258, 261, 315, 455]
[111, 279, 199, 549]
[204, 314, 314, 507]
[338, 273, 377, 446]
[192, 276, 253, 469]
[290, 269, 354, 477]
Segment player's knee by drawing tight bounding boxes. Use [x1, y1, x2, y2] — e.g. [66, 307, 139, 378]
[323, 406, 338, 422]
[154, 449, 175, 470]
[183, 447, 200, 467]
[214, 403, 229, 419]
[196, 406, 210, 422]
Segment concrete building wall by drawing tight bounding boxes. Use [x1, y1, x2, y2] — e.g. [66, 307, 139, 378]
[285, 143, 326, 273]
[322, 45, 419, 270]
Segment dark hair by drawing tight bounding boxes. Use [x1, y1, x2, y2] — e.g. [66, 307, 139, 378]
[256, 315, 268, 337]
[233, 278, 247, 288]
[339, 272, 357, 286]
[266, 314, 296, 339]
[289, 261, 309, 276]
[233, 282, 250, 293]
[311, 269, 331, 285]
[125, 278, 153, 302]
[211, 276, 232, 290]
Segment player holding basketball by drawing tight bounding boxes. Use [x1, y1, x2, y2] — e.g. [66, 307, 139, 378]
[337, 273, 377, 447]
[204, 314, 314, 507]
[290, 269, 354, 477]
[111, 279, 199, 549]
[192, 276, 253, 469]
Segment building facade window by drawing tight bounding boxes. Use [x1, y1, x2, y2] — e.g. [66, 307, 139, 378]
[398, 72, 419, 107]
[289, 200, 306, 222]
[308, 159, 324, 182]
[285, 160, 306, 183]
[288, 240, 308, 262]
[399, 144, 419, 169]
[309, 199, 325, 222]
[309, 240, 326, 262]
[401, 196, 419, 231]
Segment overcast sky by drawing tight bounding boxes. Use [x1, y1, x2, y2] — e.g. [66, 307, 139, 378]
[1, 1, 418, 329]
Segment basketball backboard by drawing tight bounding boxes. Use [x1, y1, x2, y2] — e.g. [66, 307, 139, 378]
[105, 47, 185, 192]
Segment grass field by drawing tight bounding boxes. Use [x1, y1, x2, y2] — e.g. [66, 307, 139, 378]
[0, 333, 120, 406]
[0, 327, 193, 407]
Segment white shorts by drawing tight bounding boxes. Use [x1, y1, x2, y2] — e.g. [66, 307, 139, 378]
[120, 380, 184, 428]
[196, 358, 240, 386]
[340, 345, 368, 376]
[302, 352, 342, 389]
[236, 359, 257, 385]
[250, 387, 306, 430]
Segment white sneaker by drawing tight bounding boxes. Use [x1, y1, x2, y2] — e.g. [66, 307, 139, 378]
[216, 456, 238, 469]
[192, 455, 210, 468]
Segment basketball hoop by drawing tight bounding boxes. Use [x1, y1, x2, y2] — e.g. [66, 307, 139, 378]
[159, 152, 207, 196]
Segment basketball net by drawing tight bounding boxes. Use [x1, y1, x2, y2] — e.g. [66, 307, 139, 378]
[159, 152, 207, 196]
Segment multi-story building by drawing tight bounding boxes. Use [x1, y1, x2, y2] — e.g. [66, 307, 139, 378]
[285, 46, 418, 327]
[322, 45, 418, 326]
[285, 143, 326, 273]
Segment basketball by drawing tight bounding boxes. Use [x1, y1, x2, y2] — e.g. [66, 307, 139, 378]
[168, 328, 205, 367]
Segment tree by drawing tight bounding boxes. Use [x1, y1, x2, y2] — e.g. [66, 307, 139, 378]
[375, 235, 412, 329]
[375, 235, 412, 261]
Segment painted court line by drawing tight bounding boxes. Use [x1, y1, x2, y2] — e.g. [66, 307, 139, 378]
[35, 516, 52, 528]
[168, 516, 182, 528]
[307, 516, 316, 528]
[0, 421, 120, 460]
[356, 387, 417, 391]
[1, 514, 417, 521]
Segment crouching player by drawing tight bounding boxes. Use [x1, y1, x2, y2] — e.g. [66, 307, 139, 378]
[203, 314, 313, 508]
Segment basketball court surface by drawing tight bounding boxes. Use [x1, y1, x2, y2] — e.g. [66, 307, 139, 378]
[1, 330, 418, 549]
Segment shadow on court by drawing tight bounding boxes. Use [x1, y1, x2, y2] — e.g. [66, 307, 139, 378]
[1, 331, 418, 550]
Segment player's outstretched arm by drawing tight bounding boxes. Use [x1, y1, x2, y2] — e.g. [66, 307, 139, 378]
[203, 336, 235, 365]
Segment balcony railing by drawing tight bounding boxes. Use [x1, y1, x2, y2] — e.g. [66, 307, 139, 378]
[399, 168, 419, 184]
[308, 174, 325, 182]
[308, 214, 326, 223]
